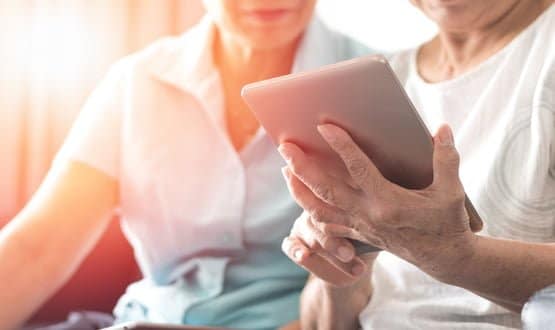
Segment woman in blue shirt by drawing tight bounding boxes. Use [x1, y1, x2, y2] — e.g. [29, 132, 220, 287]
[0, 1, 372, 329]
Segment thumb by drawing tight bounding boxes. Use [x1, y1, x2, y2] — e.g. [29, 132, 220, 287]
[432, 124, 462, 190]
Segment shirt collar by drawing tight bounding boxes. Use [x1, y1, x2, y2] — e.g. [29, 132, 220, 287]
[150, 15, 341, 95]
[150, 16, 216, 94]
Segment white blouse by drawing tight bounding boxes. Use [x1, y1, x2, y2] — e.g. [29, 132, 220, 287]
[53, 16, 372, 327]
[361, 5, 555, 330]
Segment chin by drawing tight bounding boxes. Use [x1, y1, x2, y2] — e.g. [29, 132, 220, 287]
[246, 32, 301, 50]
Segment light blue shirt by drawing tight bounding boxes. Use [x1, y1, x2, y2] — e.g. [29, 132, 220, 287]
[55, 15, 372, 330]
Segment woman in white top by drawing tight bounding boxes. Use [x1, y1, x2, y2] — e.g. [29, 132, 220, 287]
[280, 0, 555, 329]
[0, 1, 371, 329]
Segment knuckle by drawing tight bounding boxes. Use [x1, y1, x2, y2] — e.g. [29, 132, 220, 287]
[306, 236, 319, 249]
[442, 147, 461, 166]
[348, 202, 364, 219]
[313, 183, 335, 203]
[369, 205, 385, 222]
[320, 223, 342, 236]
[370, 204, 397, 223]
[305, 221, 321, 248]
[454, 188, 466, 203]
[338, 139, 354, 153]
[448, 187, 466, 205]
[311, 208, 329, 223]
[309, 216, 325, 231]
[347, 158, 370, 182]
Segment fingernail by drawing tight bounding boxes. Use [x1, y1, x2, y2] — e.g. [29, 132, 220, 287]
[294, 249, 304, 261]
[278, 144, 292, 163]
[317, 124, 335, 142]
[438, 126, 454, 146]
[337, 246, 354, 262]
[351, 264, 365, 276]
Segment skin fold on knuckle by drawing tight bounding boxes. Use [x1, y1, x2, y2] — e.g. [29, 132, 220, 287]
[347, 158, 372, 187]
[310, 216, 328, 234]
[313, 182, 336, 204]
[310, 207, 332, 225]
[307, 218, 328, 246]
[369, 203, 389, 224]
[330, 132, 356, 159]
[359, 209, 391, 248]
[320, 222, 351, 238]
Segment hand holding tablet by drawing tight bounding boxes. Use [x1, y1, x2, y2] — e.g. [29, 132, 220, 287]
[241, 55, 483, 255]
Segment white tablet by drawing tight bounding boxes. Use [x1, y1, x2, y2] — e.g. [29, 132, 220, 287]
[241, 54, 483, 254]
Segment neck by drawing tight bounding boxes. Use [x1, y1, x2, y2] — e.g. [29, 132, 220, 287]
[214, 30, 299, 87]
[420, 0, 551, 81]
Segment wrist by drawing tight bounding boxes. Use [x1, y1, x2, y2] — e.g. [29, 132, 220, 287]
[318, 278, 371, 330]
[428, 232, 480, 285]
[301, 263, 374, 330]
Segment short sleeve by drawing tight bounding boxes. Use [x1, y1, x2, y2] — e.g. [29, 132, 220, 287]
[53, 62, 127, 179]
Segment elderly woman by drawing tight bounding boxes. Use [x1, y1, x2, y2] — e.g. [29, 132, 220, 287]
[0, 1, 372, 329]
[281, 0, 555, 329]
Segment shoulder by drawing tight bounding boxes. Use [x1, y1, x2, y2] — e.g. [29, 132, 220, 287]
[103, 36, 185, 83]
[102, 18, 209, 85]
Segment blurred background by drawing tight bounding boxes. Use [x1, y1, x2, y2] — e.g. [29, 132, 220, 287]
[0, 0, 435, 322]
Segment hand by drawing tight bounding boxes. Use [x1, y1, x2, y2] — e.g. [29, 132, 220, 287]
[279, 123, 482, 280]
[282, 211, 377, 288]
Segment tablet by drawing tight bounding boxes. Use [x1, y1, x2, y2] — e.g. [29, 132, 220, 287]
[241, 54, 483, 254]
[102, 322, 230, 330]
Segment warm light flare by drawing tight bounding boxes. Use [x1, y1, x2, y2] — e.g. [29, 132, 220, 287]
[6, 6, 93, 84]
[28, 11, 89, 82]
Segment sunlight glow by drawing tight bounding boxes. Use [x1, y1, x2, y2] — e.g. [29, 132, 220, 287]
[3, 5, 94, 86]
[29, 11, 87, 81]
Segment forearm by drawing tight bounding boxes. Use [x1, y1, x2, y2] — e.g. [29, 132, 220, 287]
[438, 235, 555, 312]
[0, 162, 118, 329]
[0, 211, 112, 329]
[300, 271, 373, 330]
[0, 222, 67, 329]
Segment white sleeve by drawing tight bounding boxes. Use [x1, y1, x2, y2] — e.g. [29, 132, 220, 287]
[53, 62, 127, 179]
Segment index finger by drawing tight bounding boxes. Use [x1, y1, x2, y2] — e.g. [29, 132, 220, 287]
[317, 124, 388, 194]
[282, 236, 367, 284]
